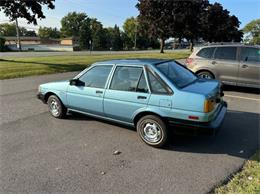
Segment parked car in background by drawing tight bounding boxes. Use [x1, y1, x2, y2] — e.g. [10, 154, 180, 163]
[185, 45, 260, 88]
[37, 59, 227, 147]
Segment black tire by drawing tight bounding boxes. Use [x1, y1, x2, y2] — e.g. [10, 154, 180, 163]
[137, 115, 168, 148]
[47, 95, 67, 119]
[197, 71, 214, 79]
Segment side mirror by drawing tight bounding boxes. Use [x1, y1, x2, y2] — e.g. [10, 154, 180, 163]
[69, 79, 84, 86]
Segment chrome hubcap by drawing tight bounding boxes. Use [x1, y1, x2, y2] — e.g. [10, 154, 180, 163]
[199, 73, 212, 79]
[50, 99, 59, 116]
[143, 122, 162, 143]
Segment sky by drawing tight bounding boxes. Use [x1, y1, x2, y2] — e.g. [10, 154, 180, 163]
[0, 0, 259, 32]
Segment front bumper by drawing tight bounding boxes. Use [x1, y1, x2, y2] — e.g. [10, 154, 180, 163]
[168, 101, 227, 135]
[37, 92, 46, 103]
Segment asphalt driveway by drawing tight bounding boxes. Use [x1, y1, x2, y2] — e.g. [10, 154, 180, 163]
[0, 72, 259, 193]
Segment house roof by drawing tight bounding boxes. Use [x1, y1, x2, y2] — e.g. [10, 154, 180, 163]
[3, 36, 41, 41]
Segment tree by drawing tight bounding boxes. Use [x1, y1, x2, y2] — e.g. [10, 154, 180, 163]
[123, 17, 138, 49]
[90, 18, 105, 50]
[0, 37, 6, 52]
[0, 23, 36, 37]
[38, 27, 60, 39]
[0, 0, 55, 25]
[61, 12, 91, 49]
[137, 0, 173, 53]
[202, 3, 243, 42]
[24, 30, 37, 37]
[171, 0, 209, 50]
[243, 19, 260, 45]
[111, 25, 123, 51]
[0, 23, 16, 36]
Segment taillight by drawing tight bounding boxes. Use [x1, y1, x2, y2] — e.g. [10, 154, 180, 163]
[185, 58, 194, 65]
[204, 99, 216, 113]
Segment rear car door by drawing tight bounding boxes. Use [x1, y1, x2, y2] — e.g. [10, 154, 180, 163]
[212, 46, 239, 85]
[238, 47, 260, 87]
[67, 65, 113, 115]
[104, 66, 150, 123]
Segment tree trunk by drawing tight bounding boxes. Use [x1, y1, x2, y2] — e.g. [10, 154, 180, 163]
[15, 18, 21, 51]
[190, 39, 194, 52]
[160, 38, 165, 53]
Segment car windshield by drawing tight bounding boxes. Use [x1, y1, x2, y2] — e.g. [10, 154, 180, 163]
[156, 61, 197, 88]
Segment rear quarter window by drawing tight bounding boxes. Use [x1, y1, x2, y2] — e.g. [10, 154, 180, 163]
[196, 47, 215, 59]
[214, 47, 237, 60]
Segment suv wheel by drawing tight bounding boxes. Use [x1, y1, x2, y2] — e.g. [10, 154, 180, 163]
[197, 71, 214, 79]
[137, 115, 168, 148]
[47, 95, 67, 119]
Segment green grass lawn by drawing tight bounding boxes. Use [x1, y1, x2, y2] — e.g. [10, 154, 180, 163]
[215, 150, 260, 194]
[0, 51, 190, 79]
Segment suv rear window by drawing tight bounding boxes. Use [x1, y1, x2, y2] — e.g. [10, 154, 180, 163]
[214, 47, 237, 60]
[197, 47, 215, 58]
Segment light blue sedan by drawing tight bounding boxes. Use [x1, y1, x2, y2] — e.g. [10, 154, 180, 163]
[37, 59, 227, 147]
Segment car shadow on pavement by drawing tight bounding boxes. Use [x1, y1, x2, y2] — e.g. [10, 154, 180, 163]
[223, 85, 260, 95]
[166, 110, 260, 159]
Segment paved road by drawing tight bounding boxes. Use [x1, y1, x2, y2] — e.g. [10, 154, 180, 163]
[0, 72, 259, 193]
[0, 49, 187, 58]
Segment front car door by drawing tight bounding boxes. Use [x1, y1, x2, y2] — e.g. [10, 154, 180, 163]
[104, 65, 150, 123]
[238, 46, 260, 88]
[67, 65, 113, 115]
[212, 46, 239, 85]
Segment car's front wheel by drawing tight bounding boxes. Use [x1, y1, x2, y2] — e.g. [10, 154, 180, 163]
[137, 115, 168, 148]
[47, 95, 67, 119]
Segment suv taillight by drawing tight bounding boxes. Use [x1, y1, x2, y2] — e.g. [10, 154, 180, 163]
[185, 58, 194, 65]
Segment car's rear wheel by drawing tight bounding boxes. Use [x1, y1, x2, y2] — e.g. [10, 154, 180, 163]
[137, 115, 168, 148]
[197, 71, 214, 79]
[47, 95, 67, 119]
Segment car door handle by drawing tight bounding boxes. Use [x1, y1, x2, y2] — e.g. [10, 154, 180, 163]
[96, 90, 103, 94]
[137, 96, 147, 99]
[212, 61, 217, 65]
[242, 64, 248, 68]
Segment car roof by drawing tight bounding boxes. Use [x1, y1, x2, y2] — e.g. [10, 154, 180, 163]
[197, 44, 260, 49]
[93, 59, 171, 66]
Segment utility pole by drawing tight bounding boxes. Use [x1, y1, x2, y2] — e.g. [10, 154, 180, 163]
[15, 18, 21, 51]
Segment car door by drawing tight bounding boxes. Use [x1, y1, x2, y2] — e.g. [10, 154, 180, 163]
[104, 66, 150, 123]
[67, 65, 113, 115]
[238, 47, 260, 87]
[212, 46, 239, 85]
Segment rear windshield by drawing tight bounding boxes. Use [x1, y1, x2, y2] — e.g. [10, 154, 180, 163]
[156, 61, 197, 88]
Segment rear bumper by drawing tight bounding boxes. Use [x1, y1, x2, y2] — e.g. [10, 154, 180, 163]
[168, 101, 227, 135]
[37, 92, 46, 103]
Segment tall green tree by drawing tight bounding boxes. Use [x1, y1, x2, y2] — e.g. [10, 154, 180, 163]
[202, 3, 243, 42]
[123, 17, 138, 49]
[0, 23, 36, 37]
[0, 0, 55, 25]
[137, 0, 173, 53]
[61, 12, 91, 49]
[243, 19, 260, 45]
[0, 23, 16, 36]
[38, 27, 60, 39]
[111, 25, 123, 51]
[90, 18, 105, 50]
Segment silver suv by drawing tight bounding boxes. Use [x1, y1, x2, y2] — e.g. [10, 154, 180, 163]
[185, 45, 260, 88]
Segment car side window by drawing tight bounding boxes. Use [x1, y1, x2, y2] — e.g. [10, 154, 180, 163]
[241, 47, 260, 62]
[79, 65, 112, 88]
[110, 66, 145, 92]
[147, 70, 168, 94]
[197, 47, 215, 59]
[214, 47, 237, 60]
[136, 72, 149, 93]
